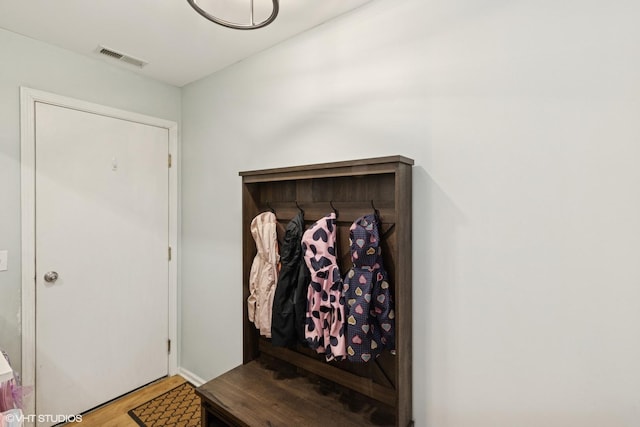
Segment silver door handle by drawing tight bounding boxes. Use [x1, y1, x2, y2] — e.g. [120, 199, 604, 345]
[44, 271, 59, 283]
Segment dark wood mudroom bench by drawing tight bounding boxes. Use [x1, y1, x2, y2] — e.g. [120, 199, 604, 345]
[197, 157, 414, 427]
[196, 360, 395, 427]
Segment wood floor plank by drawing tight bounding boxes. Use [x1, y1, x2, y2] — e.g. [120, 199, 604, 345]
[64, 375, 187, 427]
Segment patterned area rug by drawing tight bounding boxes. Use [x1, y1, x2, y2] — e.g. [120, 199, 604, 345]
[128, 383, 200, 427]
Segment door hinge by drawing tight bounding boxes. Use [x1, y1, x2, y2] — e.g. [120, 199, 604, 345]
[168, 339, 171, 354]
[168, 154, 172, 168]
[168, 246, 172, 261]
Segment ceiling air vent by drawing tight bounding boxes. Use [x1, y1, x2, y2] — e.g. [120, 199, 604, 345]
[97, 45, 148, 68]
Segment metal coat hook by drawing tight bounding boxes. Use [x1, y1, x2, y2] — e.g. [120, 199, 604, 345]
[187, 0, 279, 30]
[371, 200, 380, 219]
[329, 200, 339, 218]
[266, 201, 275, 214]
[295, 200, 305, 215]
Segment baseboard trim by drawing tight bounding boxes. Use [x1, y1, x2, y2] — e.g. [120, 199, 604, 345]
[178, 367, 207, 387]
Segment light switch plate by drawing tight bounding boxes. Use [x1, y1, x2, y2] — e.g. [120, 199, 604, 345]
[0, 250, 7, 272]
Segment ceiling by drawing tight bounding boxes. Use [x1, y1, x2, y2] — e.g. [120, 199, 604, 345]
[0, 0, 371, 87]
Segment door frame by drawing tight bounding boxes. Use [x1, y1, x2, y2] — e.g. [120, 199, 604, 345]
[20, 87, 179, 417]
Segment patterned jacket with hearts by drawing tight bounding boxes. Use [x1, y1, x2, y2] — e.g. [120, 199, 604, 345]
[302, 213, 347, 361]
[343, 214, 395, 362]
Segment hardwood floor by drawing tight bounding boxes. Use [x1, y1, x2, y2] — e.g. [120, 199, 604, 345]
[64, 375, 187, 427]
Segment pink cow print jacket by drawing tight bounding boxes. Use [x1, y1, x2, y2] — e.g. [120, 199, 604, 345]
[301, 213, 347, 361]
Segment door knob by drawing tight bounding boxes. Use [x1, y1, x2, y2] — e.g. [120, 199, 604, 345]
[44, 271, 59, 283]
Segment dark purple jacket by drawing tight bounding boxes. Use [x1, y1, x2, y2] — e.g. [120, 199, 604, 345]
[343, 214, 395, 362]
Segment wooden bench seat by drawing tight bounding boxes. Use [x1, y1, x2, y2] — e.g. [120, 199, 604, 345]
[196, 360, 396, 427]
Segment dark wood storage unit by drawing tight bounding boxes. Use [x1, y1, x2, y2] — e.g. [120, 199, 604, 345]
[196, 156, 414, 427]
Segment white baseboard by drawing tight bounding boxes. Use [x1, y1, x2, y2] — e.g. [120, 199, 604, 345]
[178, 367, 207, 386]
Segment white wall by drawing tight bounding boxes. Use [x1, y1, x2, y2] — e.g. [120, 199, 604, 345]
[0, 28, 181, 375]
[181, 0, 640, 425]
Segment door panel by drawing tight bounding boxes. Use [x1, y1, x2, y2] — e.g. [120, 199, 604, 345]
[35, 102, 169, 424]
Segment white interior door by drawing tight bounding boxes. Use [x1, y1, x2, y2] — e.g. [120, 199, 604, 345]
[34, 102, 169, 425]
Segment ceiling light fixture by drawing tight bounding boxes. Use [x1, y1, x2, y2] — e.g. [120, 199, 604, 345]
[187, 0, 279, 30]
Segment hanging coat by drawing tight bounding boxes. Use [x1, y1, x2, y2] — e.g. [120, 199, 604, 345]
[247, 211, 280, 338]
[302, 213, 347, 361]
[271, 212, 311, 346]
[343, 214, 395, 362]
